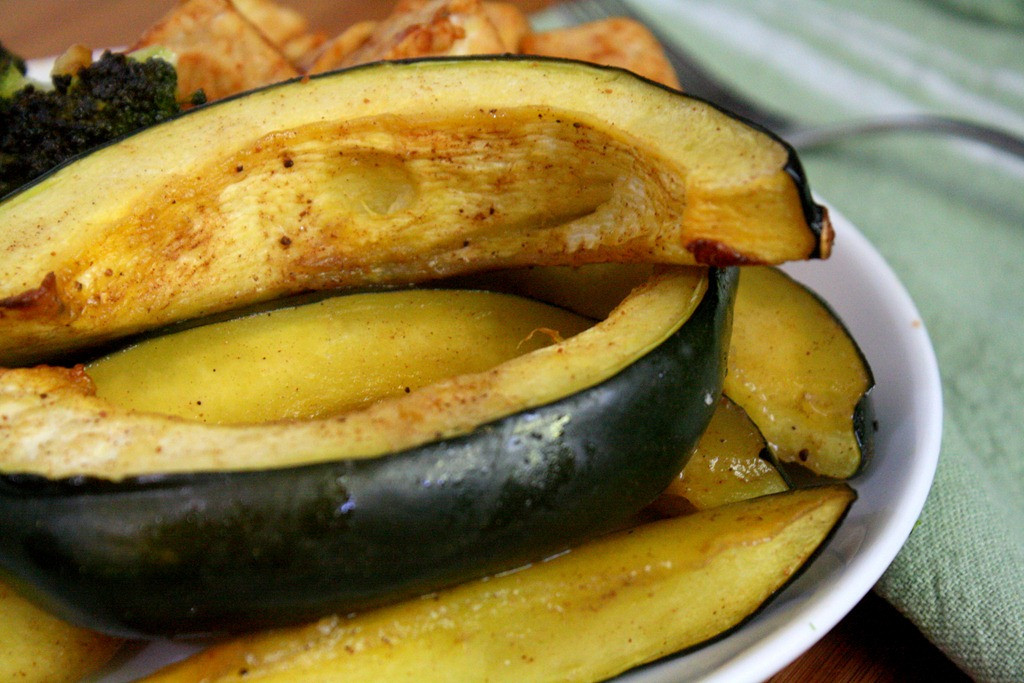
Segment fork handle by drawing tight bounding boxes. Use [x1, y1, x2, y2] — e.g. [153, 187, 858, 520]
[784, 114, 1024, 160]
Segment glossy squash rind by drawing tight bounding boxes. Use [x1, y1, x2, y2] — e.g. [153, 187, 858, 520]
[0, 267, 736, 638]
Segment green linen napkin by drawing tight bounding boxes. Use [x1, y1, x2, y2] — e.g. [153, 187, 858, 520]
[930, 0, 1024, 27]
[534, 1, 1024, 680]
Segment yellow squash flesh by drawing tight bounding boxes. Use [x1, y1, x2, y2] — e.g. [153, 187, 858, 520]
[87, 289, 593, 424]
[0, 580, 122, 683]
[655, 395, 789, 514]
[724, 267, 872, 478]
[141, 485, 854, 683]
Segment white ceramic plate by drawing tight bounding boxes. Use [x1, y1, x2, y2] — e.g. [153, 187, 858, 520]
[24, 58, 942, 682]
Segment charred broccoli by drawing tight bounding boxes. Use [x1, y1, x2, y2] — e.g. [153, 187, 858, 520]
[1, 42, 31, 97]
[1, 46, 204, 198]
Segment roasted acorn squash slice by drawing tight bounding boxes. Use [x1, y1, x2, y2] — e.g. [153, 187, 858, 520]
[142, 485, 855, 683]
[0, 266, 735, 637]
[653, 395, 790, 515]
[0, 56, 828, 365]
[725, 266, 874, 479]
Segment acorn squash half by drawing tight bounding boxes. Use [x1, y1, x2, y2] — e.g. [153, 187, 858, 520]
[0, 56, 828, 365]
[0, 266, 735, 637]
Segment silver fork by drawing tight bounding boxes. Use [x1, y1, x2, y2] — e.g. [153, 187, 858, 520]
[553, 0, 1024, 159]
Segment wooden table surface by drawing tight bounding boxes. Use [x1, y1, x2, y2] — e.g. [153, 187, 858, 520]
[2, 1, 969, 681]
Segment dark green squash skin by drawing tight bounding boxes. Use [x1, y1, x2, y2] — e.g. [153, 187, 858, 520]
[0, 268, 736, 638]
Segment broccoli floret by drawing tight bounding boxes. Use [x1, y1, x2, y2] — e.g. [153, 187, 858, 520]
[1, 48, 204, 198]
[0, 42, 26, 74]
[1, 42, 30, 98]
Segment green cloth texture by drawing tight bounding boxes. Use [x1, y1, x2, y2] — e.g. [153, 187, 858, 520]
[534, 1, 1024, 680]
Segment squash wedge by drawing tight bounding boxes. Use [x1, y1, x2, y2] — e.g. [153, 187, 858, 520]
[654, 395, 789, 515]
[141, 485, 855, 683]
[0, 56, 829, 365]
[724, 266, 874, 479]
[0, 266, 735, 637]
